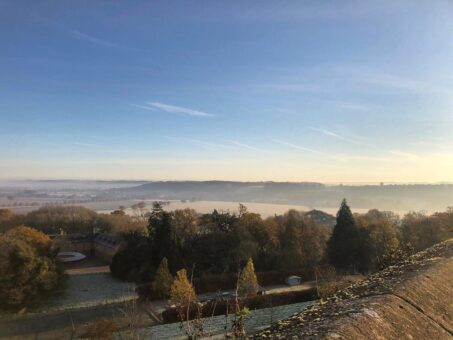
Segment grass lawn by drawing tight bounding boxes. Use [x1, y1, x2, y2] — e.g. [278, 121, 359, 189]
[26, 272, 137, 315]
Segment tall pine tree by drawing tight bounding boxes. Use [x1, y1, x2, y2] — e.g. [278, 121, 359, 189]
[327, 199, 360, 273]
[148, 202, 183, 272]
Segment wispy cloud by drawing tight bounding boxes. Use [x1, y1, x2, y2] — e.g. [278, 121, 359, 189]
[331, 154, 396, 163]
[272, 138, 422, 163]
[335, 66, 453, 96]
[230, 2, 405, 22]
[337, 102, 371, 112]
[390, 150, 420, 160]
[141, 102, 215, 117]
[272, 139, 325, 155]
[39, 18, 136, 50]
[310, 127, 375, 148]
[228, 140, 263, 152]
[74, 142, 97, 147]
[363, 72, 452, 96]
[260, 83, 324, 94]
[257, 66, 452, 100]
[132, 104, 157, 111]
[89, 135, 114, 141]
[164, 136, 232, 150]
[66, 29, 133, 49]
[311, 127, 341, 139]
[167, 137, 264, 152]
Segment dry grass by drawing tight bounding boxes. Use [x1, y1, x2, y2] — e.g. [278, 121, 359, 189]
[83, 319, 118, 340]
[315, 266, 364, 299]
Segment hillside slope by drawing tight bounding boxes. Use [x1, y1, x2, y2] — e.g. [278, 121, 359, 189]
[109, 181, 453, 212]
[253, 239, 453, 339]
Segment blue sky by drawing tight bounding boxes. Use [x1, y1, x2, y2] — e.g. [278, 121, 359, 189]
[1, 0, 453, 182]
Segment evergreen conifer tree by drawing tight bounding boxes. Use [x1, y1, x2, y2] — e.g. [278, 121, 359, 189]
[327, 199, 360, 272]
[153, 257, 173, 298]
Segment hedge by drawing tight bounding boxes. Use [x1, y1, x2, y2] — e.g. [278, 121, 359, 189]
[137, 270, 312, 301]
[161, 288, 318, 323]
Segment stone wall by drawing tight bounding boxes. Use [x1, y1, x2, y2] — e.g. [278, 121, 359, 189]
[55, 234, 119, 263]
[253, 239, 453, 339]
[93, 242, 118, 262]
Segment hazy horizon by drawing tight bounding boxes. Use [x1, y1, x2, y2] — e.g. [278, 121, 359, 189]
[1, 178, 453, 186]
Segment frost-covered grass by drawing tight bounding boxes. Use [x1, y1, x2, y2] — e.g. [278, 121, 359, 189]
[33, 272, 136, 313]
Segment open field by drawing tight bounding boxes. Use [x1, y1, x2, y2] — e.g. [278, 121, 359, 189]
[0, 272, 136, 319]
[3, 198, 368, 216]
[39, 273, 136, 313]
[97, 199, 395, 217]
[0, 270, 139, 338]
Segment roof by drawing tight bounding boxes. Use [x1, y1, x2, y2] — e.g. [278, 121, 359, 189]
[253, 239, 453, 339]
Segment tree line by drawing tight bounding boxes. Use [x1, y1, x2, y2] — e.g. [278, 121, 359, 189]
[110, 200, 452, 285]
[0, 205, 146, 235]
[110, 202, 329, 283]
[0, 199, 451, 309]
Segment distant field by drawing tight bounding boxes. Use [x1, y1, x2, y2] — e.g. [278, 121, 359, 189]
[97, 199, 381, 217]
[6, 198, 410, 217]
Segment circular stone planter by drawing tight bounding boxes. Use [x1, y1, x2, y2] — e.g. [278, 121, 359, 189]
[57, 251, 87, 262]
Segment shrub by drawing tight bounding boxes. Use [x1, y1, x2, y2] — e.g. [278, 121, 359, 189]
[137, 270, 308, 301]
[193, 273, 237, 293]
[161, 288, 317, 323]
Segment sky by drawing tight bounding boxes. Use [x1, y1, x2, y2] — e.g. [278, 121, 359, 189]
[1, 0, 453, 183]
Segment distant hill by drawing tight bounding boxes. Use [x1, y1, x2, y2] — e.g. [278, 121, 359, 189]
[107, 181, 453, 213]
[304, 209, 336, 228]
[2, 180, 452, 214]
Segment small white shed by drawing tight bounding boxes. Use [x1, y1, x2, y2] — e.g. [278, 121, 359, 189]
[285, 275, 301, 286]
